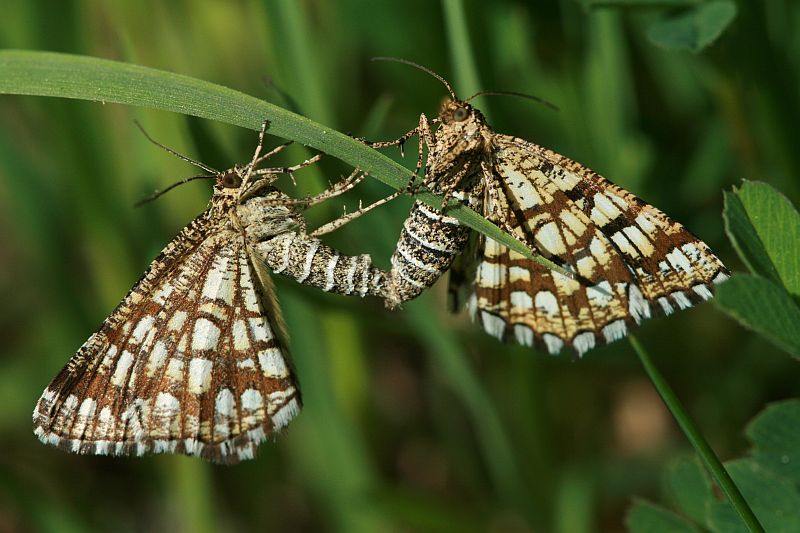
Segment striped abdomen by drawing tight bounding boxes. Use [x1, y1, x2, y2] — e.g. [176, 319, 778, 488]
[255, 233, 387, 298]
[238, 191, 388, 299]
[385, 200, 470, 307]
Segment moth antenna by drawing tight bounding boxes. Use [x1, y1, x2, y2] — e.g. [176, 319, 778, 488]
[134, 120, 219, 174]
[466, 90, 559, 112]
[371, 57, 458, 100]
[135, 175, 215, 207]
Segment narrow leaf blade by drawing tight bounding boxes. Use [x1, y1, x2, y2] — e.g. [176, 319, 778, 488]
[0, 49, 558, 274]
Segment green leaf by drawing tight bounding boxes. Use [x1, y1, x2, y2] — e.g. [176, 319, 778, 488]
[647, 1, 737, 53]
[627, 401, 800, 533]
[734, 181, 800, 296]
[708, 459, 800, 533]
[0, 49, 568, 278]
[746, 399, 800, 485]
[626, 500, 702, 533]
[583, 0, 699, 6]
[723, 190, 783, 288]
[666, 457, 713, 525]
[714, 274, 800, 357]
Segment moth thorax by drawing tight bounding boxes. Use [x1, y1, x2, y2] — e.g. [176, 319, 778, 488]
[237, 194, 306, 241]
[451, 171, 484, 210]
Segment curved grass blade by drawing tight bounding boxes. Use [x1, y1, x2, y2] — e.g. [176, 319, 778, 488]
[0, 49, 569, 278]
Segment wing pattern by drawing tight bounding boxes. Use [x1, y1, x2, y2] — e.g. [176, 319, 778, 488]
[33, 215, 299, 464]
[470, 135, 728, 356]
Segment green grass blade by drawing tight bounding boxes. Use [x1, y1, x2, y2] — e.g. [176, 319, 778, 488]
[281, 297, 387, 533]
[167, 459, 217, 533]
[0, 49, 571, 278]
[441, 0, 486, 110]
[271, 1, 334, 126]
[405, 305, 526, 506]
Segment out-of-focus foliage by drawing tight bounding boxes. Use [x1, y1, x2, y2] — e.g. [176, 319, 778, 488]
[629, 181, 800, 531]
[647, 1, 737, 53]
[0, 1, 798, 532]
[628, 400, 800, 533]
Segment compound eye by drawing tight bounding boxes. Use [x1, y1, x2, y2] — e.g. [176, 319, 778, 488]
[453, 107, 469, 122]
[220, 171, 242, 188]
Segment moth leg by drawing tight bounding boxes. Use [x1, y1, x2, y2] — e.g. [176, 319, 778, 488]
[253, 153, 323, 178]
[252, 140, 293, 167]
[258, 167, 368, 211]
[437, 163, 474, 212]
[359, 113, 434, 193]
[405, 113, 434, 195]
[356, 121, 421, 150]
[418, 113, 434, 151]
[303, 168, 369, 207]
[481, 159, 508, 225]
[241, 120, 271, 190]
[243, 153, 324, 200]
[310, 189, 403, 237]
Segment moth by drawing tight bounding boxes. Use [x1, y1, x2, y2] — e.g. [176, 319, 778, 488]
[34, 121, 388, 463]
[369, 59, 729, 357]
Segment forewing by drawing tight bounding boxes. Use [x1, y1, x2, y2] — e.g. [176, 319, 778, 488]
[470, 134, 728, 357]
[33, 214, 300, 463]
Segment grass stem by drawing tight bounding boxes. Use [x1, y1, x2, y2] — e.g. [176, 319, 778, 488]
[629, 335, 765, 533]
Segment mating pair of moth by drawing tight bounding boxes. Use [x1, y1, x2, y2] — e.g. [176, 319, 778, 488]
[33, 62, 729, 464]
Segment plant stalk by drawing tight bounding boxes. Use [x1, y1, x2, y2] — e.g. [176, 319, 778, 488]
[629, 335, 765, 533]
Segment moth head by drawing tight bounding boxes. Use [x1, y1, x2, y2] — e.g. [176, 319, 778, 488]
[215, 168, 243, 191]
[439, 99, 479, 126]
[212, 167, 248, 205]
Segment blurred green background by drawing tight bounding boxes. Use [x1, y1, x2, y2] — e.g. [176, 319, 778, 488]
[0, 1, 798, 532]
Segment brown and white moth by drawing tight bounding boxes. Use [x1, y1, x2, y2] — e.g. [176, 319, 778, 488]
[369, 59, 729, 358]
[33, 121, 387, 464]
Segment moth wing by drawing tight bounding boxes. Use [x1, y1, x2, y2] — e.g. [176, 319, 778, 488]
[469, 134, 728, 356]
[447, 231, 481, 313]
[33, 213, 300, 463]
